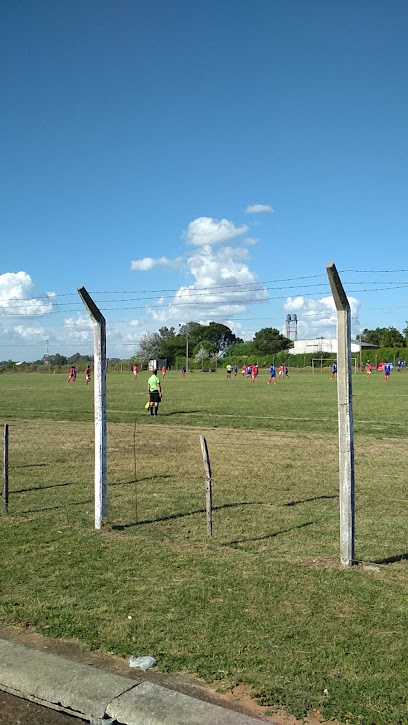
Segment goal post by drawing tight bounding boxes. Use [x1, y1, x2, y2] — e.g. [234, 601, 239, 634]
[312, 356, 358, 373]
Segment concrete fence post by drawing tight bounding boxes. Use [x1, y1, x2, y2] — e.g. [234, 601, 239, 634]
[78, 286, 107, 530]
[326, 262, 355, 566]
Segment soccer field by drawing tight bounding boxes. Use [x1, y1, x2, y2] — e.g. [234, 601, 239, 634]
[0, 369, 407, 724]
[1, 365, 407, 435]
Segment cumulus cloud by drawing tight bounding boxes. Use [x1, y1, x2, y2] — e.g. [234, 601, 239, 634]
[243, 237, 259, 246]
[146, 244, 268, 324]
[284, 295, 361, 337]
[64, 315, 93, 328]
[0, 271, 55, 316]
[184, 217, 248, 246]
[63, 316, 93, 342]
[245, 204, 274, 214]
[130, 256, 183, 271]
[0, 324, 47, 342]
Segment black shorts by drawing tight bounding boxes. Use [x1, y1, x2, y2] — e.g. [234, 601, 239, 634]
[149, 390, 160, 403]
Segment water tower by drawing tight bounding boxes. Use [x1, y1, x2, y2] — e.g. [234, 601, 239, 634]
[285, 314, 298, 341]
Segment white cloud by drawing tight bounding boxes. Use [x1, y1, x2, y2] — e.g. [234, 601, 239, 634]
[0, 271, 55, 316]
[146, 244, 268, 325]
[0, 324, 47, 342]
[245, 204, 274, 214]
[130, 256, 183, 271]
[184, 217, 248, 246]
[243, 237, 259, 246]
[64, 315, 93, 328]
[284, 295, 361, 337]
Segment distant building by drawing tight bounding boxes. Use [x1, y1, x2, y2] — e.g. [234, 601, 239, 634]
[288, 338, 378, 355]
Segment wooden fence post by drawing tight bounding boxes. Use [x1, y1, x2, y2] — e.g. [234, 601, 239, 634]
[326, 262, 355, 566]
[3, 424, 9, 513]
[200, 436, 212, 536]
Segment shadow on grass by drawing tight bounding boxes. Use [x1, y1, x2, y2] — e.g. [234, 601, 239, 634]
[110, 474, 176, 486]
[224, 521, 314, 546]
[160, 410, 202, 416]
[13, 463, 49, 469]
[372, 552, 408, 565]
[283, 494, 337, 507]
[11, 481, 76, 494]
[19, 499, 93, 514]
[112, 501, 263, 530]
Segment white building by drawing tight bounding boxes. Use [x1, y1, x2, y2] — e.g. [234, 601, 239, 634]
[288, 338, 378, 355]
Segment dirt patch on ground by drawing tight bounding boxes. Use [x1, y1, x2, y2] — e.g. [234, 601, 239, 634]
[0, 624, 340, 724]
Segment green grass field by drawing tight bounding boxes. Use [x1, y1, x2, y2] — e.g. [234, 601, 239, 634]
[0, 368, 408, 724]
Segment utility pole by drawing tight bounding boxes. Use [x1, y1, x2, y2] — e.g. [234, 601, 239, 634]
[78, 286, 107, 530]
[186, 328, 189, 372]
[326, 262, 355, 566]
[179, 324, 189, 372]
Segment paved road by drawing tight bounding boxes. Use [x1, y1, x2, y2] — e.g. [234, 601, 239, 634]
[0, 691, 87, 725]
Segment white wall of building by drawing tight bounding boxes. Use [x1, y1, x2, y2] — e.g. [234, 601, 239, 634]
[288, 339, 362, 354]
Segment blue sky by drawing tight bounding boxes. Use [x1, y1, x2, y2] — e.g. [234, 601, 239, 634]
[1, 0, 407, 360]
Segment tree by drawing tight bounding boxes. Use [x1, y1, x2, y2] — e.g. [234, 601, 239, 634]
[361, 327, 405, 347]
[194, 345, 210, 370]
[49, 353, 68, 365]
[202, 322, 241, 354]
[226, 341, 254, 358]
[252, 328, 291, 356]
[136, 332, 162, 365]
[158, 326, 177, 340]
[178, 322, 206, 348]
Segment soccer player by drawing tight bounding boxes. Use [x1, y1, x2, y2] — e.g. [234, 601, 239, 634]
[68, 366, 76, 383]
[278, 364, 285, 380]
[268, 364, 277, 384]
[147, 369, 162, 416]
[366, 362, 372, 377]
[85, 366, 91, 385]
[161, 364, 166, 379]
[181, 365, 186, 378]
[251, 363, 259, 383]
[384, 363, 391, 382]
[132, 363, 138, 380]
[226, 363, 232, 379]
[241, 364, 247, 377]
[233, 364, 238, 377]
[331, 362, 337, 379]
[246, 364, 252, 380]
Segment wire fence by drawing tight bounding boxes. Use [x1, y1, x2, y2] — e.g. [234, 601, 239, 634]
[1, 419, 407, 568]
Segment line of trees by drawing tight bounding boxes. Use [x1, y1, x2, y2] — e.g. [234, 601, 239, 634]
[361, 326, 408, 348]
[2, 324, 408, 373]
[135, 322, 291, 368]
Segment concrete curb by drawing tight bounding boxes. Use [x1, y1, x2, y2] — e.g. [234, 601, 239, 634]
[0, 638, 268, 724]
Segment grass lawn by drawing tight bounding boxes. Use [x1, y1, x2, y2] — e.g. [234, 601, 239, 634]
[0, 369, 407, 724]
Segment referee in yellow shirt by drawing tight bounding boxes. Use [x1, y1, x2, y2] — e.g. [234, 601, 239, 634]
[147, 369, 162, 416]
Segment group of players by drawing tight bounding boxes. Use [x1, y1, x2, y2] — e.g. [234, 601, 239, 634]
[224, 362, 289, 384]
[331, 360, 395, 382]
[67, 365, 91, 385]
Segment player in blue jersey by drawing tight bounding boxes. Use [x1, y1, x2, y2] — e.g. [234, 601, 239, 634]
[384, 363, 391, 382]
[268, 364, 277, 384]
[331, 362, 337, 379]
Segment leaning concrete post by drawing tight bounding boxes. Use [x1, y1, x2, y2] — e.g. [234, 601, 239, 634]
[326, 263, 355, 566]
[78, 286, 107, 529]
